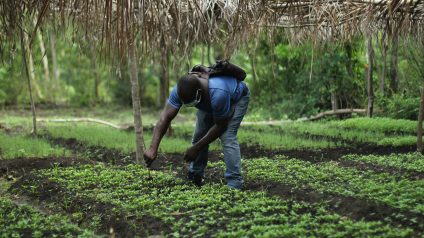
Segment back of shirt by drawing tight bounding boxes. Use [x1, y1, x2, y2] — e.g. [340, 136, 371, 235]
[167, 76, 247, 119]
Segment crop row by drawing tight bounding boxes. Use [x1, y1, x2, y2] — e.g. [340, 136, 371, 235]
[209, 156, 424, 215]
[0, 196, 95, 237]
[241, 117, 419, 147]
[341, 153, 424, 174]
[12, 164, 414, 237]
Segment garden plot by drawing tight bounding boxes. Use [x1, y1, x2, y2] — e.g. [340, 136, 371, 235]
[207, 156, 424, 232]
[1, 117, 423, 237]
[10, 164, 414, 237]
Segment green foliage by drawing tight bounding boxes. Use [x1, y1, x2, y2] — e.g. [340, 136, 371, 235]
[376, 94, 420, 120]
[244, 35, 366, 119]
[0, 132, 69, 159]
[0, 197, 95, 237]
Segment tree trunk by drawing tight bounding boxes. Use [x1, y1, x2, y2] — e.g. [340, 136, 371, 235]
[90, 45, 100, 103]
[21, 30, 37, 135]
[24, 28, 43, 100]
[380, 41, 387, 95]
[390, 34, 399, 94]
[331, 92, 338, 111]
[128, 39, 145, 164]
[366, 35, 374, 118]
[344, 42, 355, 78]
[249, 53, 258, 96]
[36, 29, 50, 102]
[417, 84, 424, 153]
[49, 31, 60, 100]
[159, 48, 169, 107]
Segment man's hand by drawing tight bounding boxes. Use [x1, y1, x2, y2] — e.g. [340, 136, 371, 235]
[183, 146, 200, 162]
[143, 148, 157, 167]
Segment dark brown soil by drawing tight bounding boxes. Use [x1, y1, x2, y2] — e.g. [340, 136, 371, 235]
[44, 135, 135, 165]
[0, 157, 91, 177]
[10, 174, 171, 238]
[240, 143, 415, 163]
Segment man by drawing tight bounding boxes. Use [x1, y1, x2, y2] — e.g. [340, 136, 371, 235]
[143, 69, 249, 189]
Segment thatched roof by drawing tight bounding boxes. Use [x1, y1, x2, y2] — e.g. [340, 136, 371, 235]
[0, 0, 423, 60]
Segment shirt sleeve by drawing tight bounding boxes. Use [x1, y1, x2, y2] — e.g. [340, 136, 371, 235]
[210, 89, 232, 119]
[167, 85, 182, 109]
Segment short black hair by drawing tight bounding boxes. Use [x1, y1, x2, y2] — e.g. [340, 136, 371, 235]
[177, 74, 200, 103]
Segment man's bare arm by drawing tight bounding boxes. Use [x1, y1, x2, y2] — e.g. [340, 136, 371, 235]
[145, 104, 179, 160]
[183, 117, 230, 161]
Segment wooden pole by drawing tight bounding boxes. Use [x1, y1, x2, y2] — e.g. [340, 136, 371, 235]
[417, 85, 424, 153]
[128, 37, 145, 165]
[21, 29, 37, 135]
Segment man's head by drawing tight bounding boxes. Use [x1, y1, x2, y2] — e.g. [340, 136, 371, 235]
[177, 74, 202, 107]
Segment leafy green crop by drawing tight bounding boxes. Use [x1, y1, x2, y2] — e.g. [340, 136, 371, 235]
[210, 157, 424, 214]
[0, 197, 95, 237]
[342, 153, 424, 173]
[14, 164, 413, 237]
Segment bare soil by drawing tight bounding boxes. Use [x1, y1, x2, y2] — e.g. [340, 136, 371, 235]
[0, 157, 91, 177]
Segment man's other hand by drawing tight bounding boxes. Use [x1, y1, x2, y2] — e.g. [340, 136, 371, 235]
[143, 149, 157, 167]
[183, 146, 200, 162]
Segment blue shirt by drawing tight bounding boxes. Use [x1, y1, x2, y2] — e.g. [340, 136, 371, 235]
[168, 76, 247, 118]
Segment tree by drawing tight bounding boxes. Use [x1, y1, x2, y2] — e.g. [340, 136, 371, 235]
[366, 34, 374, 118]
[21, 29, 37, 135]
[390, 34, 399, 93]
[405, 38, 424, 152]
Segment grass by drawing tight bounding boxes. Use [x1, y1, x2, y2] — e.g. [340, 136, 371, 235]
[0, 132, 70, 159]
[331, 117, 419, 134]
[44, 123, 221, 153]
[0, 106, 197, 126]
[13, 164, 413, 237]
[238, 128, 337, 149]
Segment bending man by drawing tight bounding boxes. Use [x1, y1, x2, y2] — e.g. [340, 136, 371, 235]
[143, 72, 249, 189]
